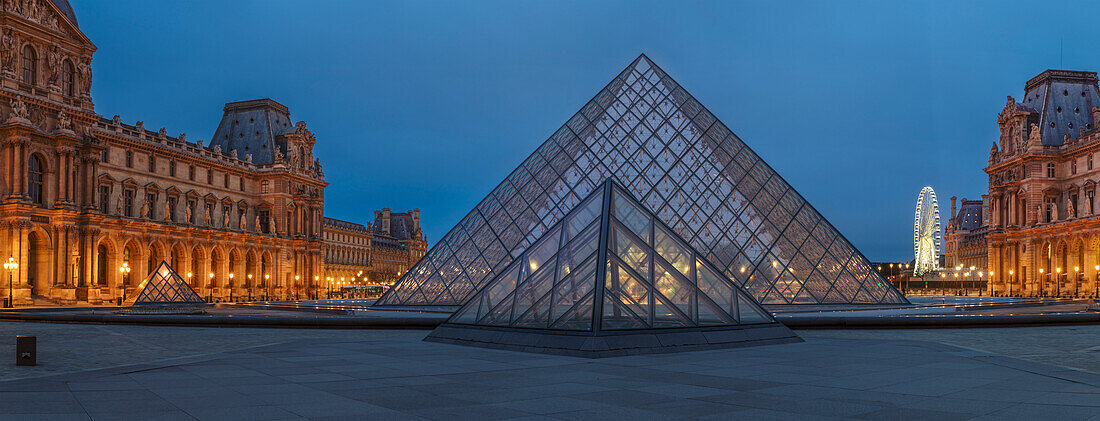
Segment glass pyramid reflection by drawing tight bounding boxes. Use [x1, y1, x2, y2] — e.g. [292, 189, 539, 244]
[424, 180, 800, 357]
[378, 54, 907, 308]
[126, 261, 205, 305]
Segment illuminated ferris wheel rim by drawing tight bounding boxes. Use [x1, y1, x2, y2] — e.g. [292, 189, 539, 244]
[913, 186, 941, 276]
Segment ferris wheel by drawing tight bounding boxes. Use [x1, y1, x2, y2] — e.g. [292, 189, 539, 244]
[913, 186, 941, 277]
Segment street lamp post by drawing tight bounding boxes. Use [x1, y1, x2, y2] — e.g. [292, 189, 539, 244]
[208, 273, 214, 303]
[247, 274, 253, 301]
[228, 273, 235, 302]
[1056, 268, 1062, 297]
[118, 262, 131, 305]
[295, 275, 300, 301]
[1039, 268, 1045, 297]
[4, 257, 18, 308]
[1074, 267, 1080, 297]
[1008, 270, 1014, 297]
[264, 274, 269, 301]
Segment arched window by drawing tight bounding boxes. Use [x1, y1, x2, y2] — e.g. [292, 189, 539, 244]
[62, 60, 75, 96]
[28, 154, 44, 205]
[22, 45, 36, 85]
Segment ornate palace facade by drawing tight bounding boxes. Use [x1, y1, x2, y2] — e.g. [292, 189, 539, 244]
[943, 196, 988, 272]
[986, 69, 1100, 297]
[0, 0, 432, 305]
[322, 209, 427, 288]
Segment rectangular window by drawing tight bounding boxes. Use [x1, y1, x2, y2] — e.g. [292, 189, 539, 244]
[102, 149, 109, 163]
[170, 161, 176, 177]
[1090, 155, 1094, 171]
[239, 178, 244, 191]
[224, 173, 230, 188]
[145, 193, 156, 218]
[168, 197, 178, 222]
[207, 169, 213, 185]
[148, 155, 156, 173]
[189, 165, 195, 181]
[1072, 160, 1077, 175]
[261, 180, 269, 194]
[1047, 163, 1056, 178]
[99, 185, 110, 214]
[125, 151, 133, 168]
[123, 190, 134, 217]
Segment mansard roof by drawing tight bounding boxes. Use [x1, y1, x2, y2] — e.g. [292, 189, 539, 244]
[1021, 69, 1100, 146]
[951, 199, 983, 232]
[50, 0, 77, 27]
[209, 99, 297, 166]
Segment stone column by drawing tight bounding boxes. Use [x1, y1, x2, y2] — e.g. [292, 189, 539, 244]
[12, 140, 24, 198]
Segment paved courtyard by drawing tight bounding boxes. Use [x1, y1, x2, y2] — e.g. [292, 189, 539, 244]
[0, 323, 1098, 420]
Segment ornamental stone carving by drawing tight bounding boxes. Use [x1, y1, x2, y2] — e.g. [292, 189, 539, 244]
[6, 98, 29, 123]
[0, 28, 17, 76]
[139, 198, 148, 219]
[163, 200, 170, 221]
[76, 59, 92, 96]
[55, 109, 73, 135]
[204, 207, 211, 225]
[45, 45, 61, 89]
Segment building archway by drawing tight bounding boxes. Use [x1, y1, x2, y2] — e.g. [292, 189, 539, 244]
[26, 230, 50, 295]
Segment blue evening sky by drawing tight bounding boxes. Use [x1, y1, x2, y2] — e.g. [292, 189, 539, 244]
[73, 0, 1100, 260]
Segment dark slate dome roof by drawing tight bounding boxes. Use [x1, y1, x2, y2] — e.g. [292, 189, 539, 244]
[51, 0, 78, 27]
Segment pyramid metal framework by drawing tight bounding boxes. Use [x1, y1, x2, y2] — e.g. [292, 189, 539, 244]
[425, 180, 800, 357]
[128, 261, 205, 305]
[378, 55, 907, 307]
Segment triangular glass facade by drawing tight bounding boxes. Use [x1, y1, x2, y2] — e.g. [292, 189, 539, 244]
[448, 180, 778, 331]
[128, 261, 205, 305]
[378, 55, 906, 307]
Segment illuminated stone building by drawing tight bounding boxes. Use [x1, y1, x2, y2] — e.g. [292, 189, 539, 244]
[943, 196, 988, 272]
[322, 210, 427, 290]
[0, 1, 330, 305]
[986, 69, 1100, 297]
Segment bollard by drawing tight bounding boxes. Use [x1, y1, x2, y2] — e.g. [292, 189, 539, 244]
[16, 335, 35, 366]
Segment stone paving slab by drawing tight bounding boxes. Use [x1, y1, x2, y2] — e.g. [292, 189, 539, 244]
[0, 328, 1096, 420]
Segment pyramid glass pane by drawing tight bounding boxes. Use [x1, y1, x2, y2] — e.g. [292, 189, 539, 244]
[443, 180, 786, 335]
[379, 55, 906, 307]
[128, 261, 204, 305]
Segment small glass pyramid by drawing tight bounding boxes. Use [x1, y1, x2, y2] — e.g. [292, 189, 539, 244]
[127, 261, 205, 305]
[378, 55, 907, 308]
[425, 180, 800, 357]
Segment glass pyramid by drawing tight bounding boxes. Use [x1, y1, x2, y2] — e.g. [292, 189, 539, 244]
[127, 261, 205, 305]
[378, 54, 907, 308]
[425, 180, 800, 357]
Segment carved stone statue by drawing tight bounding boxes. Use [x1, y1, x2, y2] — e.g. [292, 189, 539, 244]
[0, 29, 16, 76]
[213, 145, 222, 155]
[222, 207, 230, 228]
[245, 154, 252, 163]
[45, 45, 61, 88]
[196, 138, 203, 149]
[1028, 123, 1042, 148]
[269, 215, 275, 234]
[163, 200, 170, 221]
[1068, 196, 1076, 219]
[274, 146, 284, 162]
[7, 98, 29, 123]
[230, 149, 238, 160]
[239, 213, 246, 230]
[255, 215, 261, 233]
[55, 109, 72, 134]
[77, 59, 92, 96]
[178, 133, 186, 143]
[183, 204, 192, 224]
[139, 199, 148, 219]
[204, 207, 212, 225]
[1051, 202, 1059, 222]
[115, 195, 123, 216]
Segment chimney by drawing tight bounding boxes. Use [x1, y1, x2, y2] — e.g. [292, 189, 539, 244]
[950, 196, 957, 221]
[412, 208, 421, 232]
[382, 208, 391, 236]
